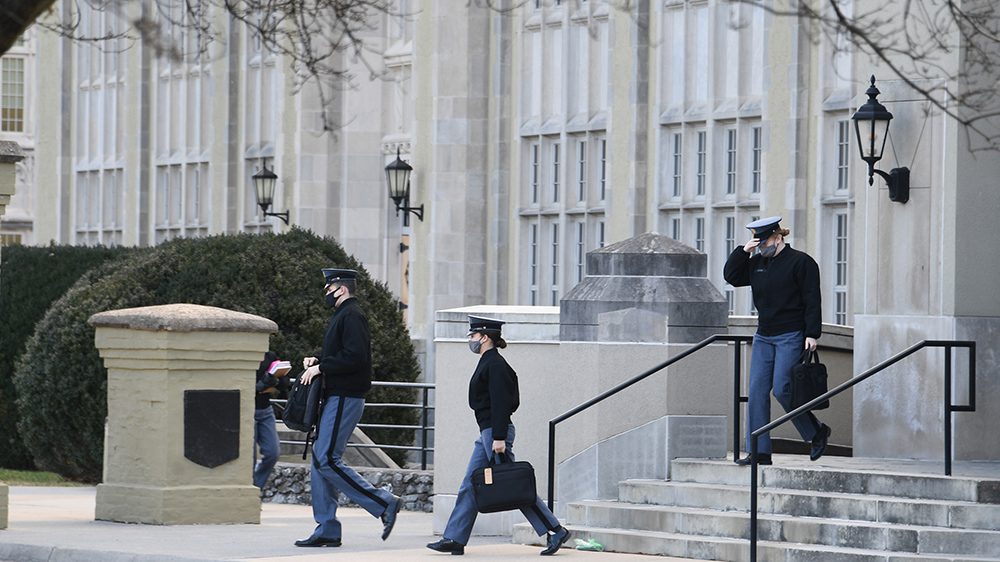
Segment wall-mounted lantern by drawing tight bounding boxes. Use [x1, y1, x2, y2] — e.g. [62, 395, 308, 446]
[851, 75, 910, 204]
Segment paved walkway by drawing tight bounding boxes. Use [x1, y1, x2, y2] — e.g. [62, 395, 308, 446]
[0, 487, 691, 562]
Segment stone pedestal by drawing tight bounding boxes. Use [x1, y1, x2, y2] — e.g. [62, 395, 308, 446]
[89, 304, 277, 524]
[0, 482, 7, 529]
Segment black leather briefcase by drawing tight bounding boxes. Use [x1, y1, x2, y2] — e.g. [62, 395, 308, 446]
[790, 350, 830, 410]
[471, 454, 538, 514]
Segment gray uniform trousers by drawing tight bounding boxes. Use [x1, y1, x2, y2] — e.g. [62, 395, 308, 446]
[310, 394, 396, 540]
[443, 425, 560, 545]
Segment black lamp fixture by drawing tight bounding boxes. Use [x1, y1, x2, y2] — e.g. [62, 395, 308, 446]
[251, 160, 289, 224]
[851, 75, 910, 204]
[385, 148, 423, 226]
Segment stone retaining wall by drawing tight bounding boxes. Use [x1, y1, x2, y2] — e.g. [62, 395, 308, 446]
[263, 463, 433, 512]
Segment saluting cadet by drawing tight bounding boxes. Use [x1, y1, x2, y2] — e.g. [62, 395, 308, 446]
[724, 217, 831, 466]
[294, 268, 401, 547]
[427, 316, 571, 557]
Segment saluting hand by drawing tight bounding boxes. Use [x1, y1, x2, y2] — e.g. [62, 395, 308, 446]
[492, 439, 506, 455]
[804, 337, 818, 352]
[743, 238, 761, 254]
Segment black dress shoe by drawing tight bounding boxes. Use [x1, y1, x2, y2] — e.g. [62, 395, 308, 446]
[381, 495, 402, 541]
[810, 424, 831, 461]
[294, 535, 342, 547]
[734, 453, 772, 466]
[427, 538, 465, 555]
[540, 526, 571, 556]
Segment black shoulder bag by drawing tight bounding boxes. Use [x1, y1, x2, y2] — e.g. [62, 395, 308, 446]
[282, 372, 325, 458]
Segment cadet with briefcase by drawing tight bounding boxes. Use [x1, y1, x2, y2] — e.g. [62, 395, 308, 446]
[427, 316, 571, 557]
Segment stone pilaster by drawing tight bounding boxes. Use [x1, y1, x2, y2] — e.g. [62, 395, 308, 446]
[89, 304, 276, 524]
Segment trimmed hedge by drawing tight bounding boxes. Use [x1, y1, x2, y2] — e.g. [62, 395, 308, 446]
[0, 244, 133, 469]
[14, 228, 420, 482]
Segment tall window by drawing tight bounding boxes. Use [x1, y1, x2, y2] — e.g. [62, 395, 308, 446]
[725, 128, 736, 194]
[551, 142, 560, 203]
[671, 217, 680, 241]
[531, 142, 540, 204]
[834, 213, 849, 324]
[671, 132, 682, 197]
[75, 9, 125, 245]
[751, 126, 762, 194]
[550, 222, 560, 304]
[1, 58, 24, 132]
[576, 140, 586, 202]
[154, 4, 213, 242]
[575, 221, 586, 283]
[597, 220, 606, 248]
[696, 130, 706, 196]
[694, 217, 705, 252]
[243, 11, 280, 232]
[529, 223, 539, 305]
[836, 120, 850, 192]
[599, 138, 607, 201]
[725, 215, 736, 315]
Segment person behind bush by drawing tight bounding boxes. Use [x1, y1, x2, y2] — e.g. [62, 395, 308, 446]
[427, 315, 571, 557]
[294, 268, 402, 548]
[253, 351, 286, 489]
[723, 216, 831, 466]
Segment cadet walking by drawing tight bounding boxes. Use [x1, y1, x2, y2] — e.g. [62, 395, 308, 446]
[427, 316, 571, 556]
[294, 268, 401, 547]
[724, 217, 831, 465]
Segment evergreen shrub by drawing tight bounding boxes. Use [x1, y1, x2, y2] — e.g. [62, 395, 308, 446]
[14, 229, 420, 482]
[0, 244, 132, 469]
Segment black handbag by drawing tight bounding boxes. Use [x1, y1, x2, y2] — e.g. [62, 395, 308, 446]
[471, 453, 538, 514]
[790, 350, 830, 410]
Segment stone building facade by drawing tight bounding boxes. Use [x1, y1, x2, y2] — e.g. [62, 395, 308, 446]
[15, 0, 859, 345]
[13, 2, 1000, 462]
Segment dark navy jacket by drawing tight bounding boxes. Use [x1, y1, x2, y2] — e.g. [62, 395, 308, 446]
[468, 348, 520, 440]
[319, 297, 373, 398]
[723, 245, 822, 339]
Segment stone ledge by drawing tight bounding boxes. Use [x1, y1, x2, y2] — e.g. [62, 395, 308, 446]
[89, 304, 278, 334]
[263, 463, 433, 512]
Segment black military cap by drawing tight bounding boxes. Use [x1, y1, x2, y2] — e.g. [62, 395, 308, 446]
[322, 268, 358, 285]
[467, 315, 505, 336]
[745, 216, 782, 241]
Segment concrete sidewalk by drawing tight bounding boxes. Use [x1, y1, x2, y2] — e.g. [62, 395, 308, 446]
[0, 487, 693, 562]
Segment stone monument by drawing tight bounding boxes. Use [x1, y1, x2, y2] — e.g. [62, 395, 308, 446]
[89, 304, 277, 524]
[560, 232, 729, 342]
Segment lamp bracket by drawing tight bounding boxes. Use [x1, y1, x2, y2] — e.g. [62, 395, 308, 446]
[871, 167, 910, 204]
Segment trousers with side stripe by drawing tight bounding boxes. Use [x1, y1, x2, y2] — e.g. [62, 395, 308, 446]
[442, 425, 560, 545]
[310, 394, 395, 540]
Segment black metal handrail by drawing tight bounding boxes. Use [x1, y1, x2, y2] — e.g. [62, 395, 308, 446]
[747, 340, 976, 562]
[273, 380, 436, 469]
[546, 333, 754, 510]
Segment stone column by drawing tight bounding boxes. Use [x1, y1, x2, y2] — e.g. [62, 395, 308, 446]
[89, 304, 277, 524]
